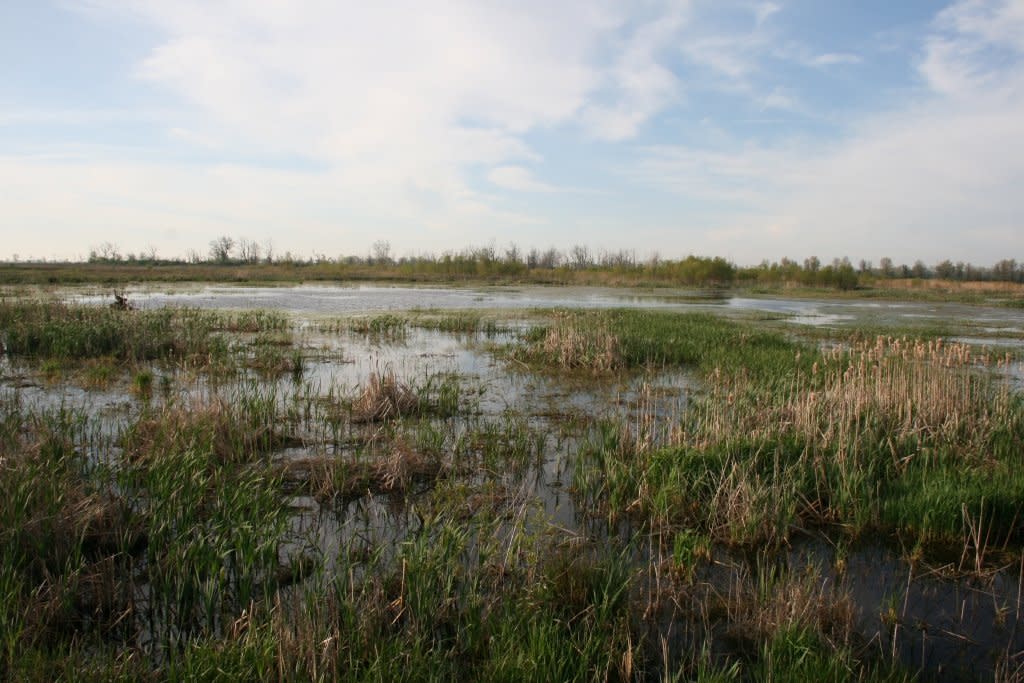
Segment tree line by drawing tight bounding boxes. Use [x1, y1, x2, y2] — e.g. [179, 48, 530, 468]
[39, 237, 1013, 290]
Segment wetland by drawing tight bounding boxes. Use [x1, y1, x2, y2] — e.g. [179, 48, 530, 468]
[1, 282, 1023, 681]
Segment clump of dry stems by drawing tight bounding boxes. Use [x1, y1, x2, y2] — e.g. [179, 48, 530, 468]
[526, 313, 623, 372]
[123, 396, 284, 464]
[351, 369, 420, 423]
[284, 439, 443, 500]
[725, 563, 855, 650]
[692, 336, 1014, 455]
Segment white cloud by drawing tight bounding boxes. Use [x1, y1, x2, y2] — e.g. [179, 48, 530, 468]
[0, 155, 540, 259]
[581, 2, 688, 140]
[807, 52, 863, 67]
[920, 0, 1024, 98]
[21, 0, 692, 258]
[634, 0, 1024, 264]
[487, 165, 557, 193]
[754, 2, 781, 26]
[118, 2, 685, 166]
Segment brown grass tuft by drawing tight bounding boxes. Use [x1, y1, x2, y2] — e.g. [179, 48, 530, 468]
[123, 397, 287, 464]
[283, 440, 443, 500]
[351, 369, 420, 423]
[726, 563, 854, 649]
[517, 312, 622, 372]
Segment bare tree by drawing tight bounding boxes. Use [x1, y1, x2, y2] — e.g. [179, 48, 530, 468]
[539, 247, 560, 269]
[993, 258, 1019, 282]
[238, 237, 260, 264]
[570, 244, 592, 269]
[526, 247, 540, 269]
[934, 259, 956, 280]
[90, 241, 122, 262]
[504, 242, 521, 265]
[209, 236, 235, 263]
[879, 257, 895, 277]
[372, 240, 392, 265]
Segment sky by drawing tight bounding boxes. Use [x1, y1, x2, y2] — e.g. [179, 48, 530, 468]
[1, 0, 1023, 266]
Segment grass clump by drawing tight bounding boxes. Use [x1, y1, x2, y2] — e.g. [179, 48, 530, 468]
[241, 509, 638, 682]
[348, 314, 408, 339]
[122, 386, 292, 465]
[513, 311, 622, 372]
[124, 444, 289, 647]
[0, 400, 137, 677]
[350, 368, 464, 423]
[413, 312, 505, 336]
[284, 439, 445, 501]
[131, 369, 154, 398]
[0, 386, 296, 672]
[351, 369, 420, 422]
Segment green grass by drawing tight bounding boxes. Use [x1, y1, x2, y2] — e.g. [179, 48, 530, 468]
[0, 300, 289, 363]
[347, 313, 408, 339]
[411, 311, 506, 336]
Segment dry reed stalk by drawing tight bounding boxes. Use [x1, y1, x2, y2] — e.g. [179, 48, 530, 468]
[694, 336, 1010, 459]
[614, 383, 685, 456]
[707, 460, 794, 546]
[351, 370, 419, 423]
[125, 398, 279, 463]
[877, 278, 1024, 295]
[540, 313, 622, 371]
[726, 564, 855, 649]
[284, 441, 442, 500]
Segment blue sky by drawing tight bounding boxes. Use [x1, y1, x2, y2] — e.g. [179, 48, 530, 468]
[2, 0, 1022, 265]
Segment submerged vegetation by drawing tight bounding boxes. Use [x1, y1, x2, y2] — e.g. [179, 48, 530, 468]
[1, 293, 1022, 680]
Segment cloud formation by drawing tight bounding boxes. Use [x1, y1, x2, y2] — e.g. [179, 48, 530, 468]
[635, 0, 1024, 263]
[2, 1, 1022, 264]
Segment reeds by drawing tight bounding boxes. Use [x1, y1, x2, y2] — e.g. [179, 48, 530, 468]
[351, 369, 420, 422]
[347, 314, 408, 339]
[515, 311, 622, 372]
[703, 336, 1015, 452]
[123, 388, 289, 465]
[283, 441, 444, 500]
[577, 332, 1024, 552]
[350, 368, 464, 423]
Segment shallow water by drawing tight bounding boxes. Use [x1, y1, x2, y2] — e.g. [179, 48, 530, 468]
[66, 282, 1024, 336]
